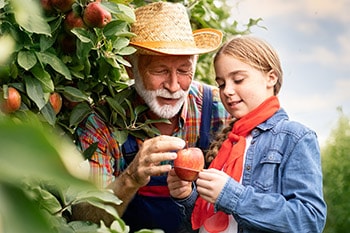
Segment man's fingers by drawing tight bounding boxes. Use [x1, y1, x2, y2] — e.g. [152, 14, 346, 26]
[143, 164, 173, 176]
[144, 152, 177, 165]
[143, 135, 186, 154]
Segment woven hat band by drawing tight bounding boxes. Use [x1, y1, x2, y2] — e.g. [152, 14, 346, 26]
[131, 41, 197, 50]
[129, 2, 222, 55]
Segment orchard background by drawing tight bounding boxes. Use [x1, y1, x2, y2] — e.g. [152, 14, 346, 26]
[1, 0, 347, 232]
[0, 0, 258, 232]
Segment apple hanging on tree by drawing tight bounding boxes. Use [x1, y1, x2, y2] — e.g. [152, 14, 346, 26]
[0, 87, 21, 114]
[49, 92, 63, 115]
[174, 147, 205, 181]
[51, 0, 75, 13]
[64, 10, 86, 33]
[83, 1, 112, 28]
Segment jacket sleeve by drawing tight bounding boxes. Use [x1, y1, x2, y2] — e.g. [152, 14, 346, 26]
[173, 185, 199, 233]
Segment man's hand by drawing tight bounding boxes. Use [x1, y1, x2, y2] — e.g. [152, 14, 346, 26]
[124, 135, 186, 188]
[167, 169, 192, 199]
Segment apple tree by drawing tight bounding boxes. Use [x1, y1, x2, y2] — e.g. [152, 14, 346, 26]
[322, 108, 350, 233]
[0, 0, 260, 232]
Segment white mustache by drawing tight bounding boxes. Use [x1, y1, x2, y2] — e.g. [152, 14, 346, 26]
[155, 89, 186, 99]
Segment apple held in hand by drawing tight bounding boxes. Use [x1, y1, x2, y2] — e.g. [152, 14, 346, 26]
[174, 147, 205, 181]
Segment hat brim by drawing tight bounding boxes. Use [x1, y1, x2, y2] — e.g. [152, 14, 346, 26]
[130, 28, 223, 55]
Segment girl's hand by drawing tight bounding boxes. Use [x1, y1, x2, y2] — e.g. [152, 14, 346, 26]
[167, 169, 192, 199]
[196, 168, 230, 204]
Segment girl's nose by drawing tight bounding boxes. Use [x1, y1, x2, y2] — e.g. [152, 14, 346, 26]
[223, 83, 235, 96]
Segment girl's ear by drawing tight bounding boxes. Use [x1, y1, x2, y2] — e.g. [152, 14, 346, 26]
[266, 69, 278, 88]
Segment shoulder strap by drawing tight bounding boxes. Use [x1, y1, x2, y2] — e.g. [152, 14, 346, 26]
[122, 134, 138, 166]
[197, 84, 213, 151]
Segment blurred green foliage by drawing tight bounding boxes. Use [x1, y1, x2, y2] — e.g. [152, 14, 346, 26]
[0, 0, 261, 232]
[322, 107, 350, 233]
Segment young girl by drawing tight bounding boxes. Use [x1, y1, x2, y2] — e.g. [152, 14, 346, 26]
[167, 36, 327, 233]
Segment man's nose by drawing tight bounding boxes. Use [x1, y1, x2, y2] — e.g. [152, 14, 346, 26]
[164, 71, 181, 93]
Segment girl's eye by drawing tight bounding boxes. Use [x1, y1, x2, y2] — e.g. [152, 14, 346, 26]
[234, 78, 244, 84]
[216, 82, 225, 89]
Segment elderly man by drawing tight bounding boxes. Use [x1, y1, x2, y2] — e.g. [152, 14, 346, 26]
[73, 2, 230, 232]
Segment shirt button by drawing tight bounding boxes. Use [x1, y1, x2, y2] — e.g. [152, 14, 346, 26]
[246, 165, 251, 171]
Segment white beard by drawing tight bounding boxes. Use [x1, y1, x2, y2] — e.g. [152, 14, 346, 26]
[133, 71, 189, 119]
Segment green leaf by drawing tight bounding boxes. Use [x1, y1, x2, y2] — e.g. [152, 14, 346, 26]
[25, 75, 46, 110]
[0, 182, 53, 233]
[17, 50, 37, 71]
[104, 20, 128, 37]
[115, 3, 136, 23]
[82, 142, 98, 160]
[68, 221, 99, 232]
[0, 116, 91, 185]
[30, 186, 63, 215]
[11, 0, 51, 35]
[36, 51, 72, 80]
[40, 34, 57, 52]
[41, 102, 57, 126]
[113, 129, 128, 146]
[118, 46, 136, 56]
[69, 102, 91, 127]
[75, 189, 122, 206]
[134, 104, 148, 115]
[113, 37, 129, 50]
[31, 64, 55, 93]
[71, 28, 92, 43]
[105, 97, 126, 121]
[63, 86, 89, 102]
[76, 39, 93, 60]
[116, 55, 132, 67]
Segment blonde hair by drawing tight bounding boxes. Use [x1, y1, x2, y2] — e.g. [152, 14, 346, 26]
[205, 36, 283, 164]
[214, 35, 283, 95]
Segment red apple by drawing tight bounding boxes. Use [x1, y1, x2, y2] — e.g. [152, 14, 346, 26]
[0, 87, 21, 114]
[49, 92, 62, 114]
[51, 0, 75, 13]
[174, 147, 205, 181]
[64, 10, 86, 33]
[83, 2, 112, 28]
[40, 0, 54, 14]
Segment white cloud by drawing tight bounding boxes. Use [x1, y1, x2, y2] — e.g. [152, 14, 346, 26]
[226, 0, 350, 146]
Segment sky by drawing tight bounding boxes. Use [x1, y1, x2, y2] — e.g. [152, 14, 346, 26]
[226, 0, 350, 146]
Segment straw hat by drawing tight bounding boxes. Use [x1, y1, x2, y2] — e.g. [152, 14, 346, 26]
[129, 2, 222, 55]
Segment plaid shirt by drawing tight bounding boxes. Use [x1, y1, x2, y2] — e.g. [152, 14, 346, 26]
[76, 81, 230, 188]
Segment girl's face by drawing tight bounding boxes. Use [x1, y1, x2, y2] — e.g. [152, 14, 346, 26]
[215, 54, 277, 119]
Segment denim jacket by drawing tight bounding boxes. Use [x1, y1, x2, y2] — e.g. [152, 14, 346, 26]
[175, 109, 327, 233]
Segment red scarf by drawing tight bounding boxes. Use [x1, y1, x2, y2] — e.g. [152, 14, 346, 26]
[191, 96, 280, 232]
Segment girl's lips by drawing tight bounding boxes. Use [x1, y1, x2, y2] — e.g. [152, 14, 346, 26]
[227, 99, 242, 107]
